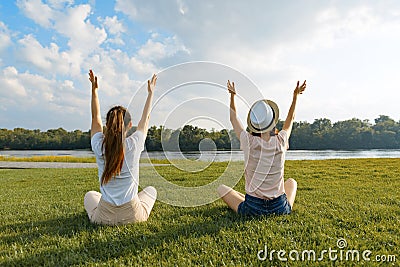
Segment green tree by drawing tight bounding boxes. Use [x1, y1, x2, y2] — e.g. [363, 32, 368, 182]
[1, 115, 399, 151]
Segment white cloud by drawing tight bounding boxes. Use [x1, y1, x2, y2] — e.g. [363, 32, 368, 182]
[0, 66, 93, 129]
[115, 1, 395, 69]
[137, 35, 189, 61]
[17, 34, 74, 74]
[16, 0, 54, 28]
[310, 6, 381, 49]
[100, 15, 126, 45]
[53, 4, 107, 52]
[0, 66, 86, 112]
[176, 0, 188, 15]
[0, 67, 28, 98]
[102, 15, 125, 35]
[17, 34, 80, 76]
[17, 0, 107, 53]
[0, 22, 12, 53]
[15, 0, 109, 78]
[106, 48, 157, 76]
[47, 0, 73, 9]
[115, 0, 137, 17]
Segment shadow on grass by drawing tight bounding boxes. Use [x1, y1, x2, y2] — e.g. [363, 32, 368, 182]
[0, 212, 96, 242]
[1, 205, 259, 266]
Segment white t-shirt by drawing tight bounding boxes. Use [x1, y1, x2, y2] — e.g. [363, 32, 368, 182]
[91, 131, 145, 205]
[240, 130, 289, 199]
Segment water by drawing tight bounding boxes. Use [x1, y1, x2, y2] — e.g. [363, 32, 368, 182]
[1, 149, 400, 161]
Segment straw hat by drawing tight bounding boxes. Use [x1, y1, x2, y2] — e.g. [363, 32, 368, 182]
[247, 100, 279, 134]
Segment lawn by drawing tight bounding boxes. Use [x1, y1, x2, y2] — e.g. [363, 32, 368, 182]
[0, 158, 399, 266]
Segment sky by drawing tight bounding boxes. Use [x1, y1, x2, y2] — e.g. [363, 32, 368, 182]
[0, 0, 399, 131]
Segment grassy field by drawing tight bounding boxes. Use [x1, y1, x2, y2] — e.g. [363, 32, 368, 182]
[0, 158, 399, 266]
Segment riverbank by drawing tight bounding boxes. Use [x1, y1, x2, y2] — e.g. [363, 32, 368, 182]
[2, 149, 400, 162]
[0, 161, 170, 169]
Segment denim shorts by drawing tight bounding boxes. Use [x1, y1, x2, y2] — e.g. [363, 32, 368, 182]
[237, 193, 292, 216]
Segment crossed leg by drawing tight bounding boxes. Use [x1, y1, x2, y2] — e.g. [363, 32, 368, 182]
[84, 186, 157, 222]
[217, 184, 245, 213]
[84, 191, 102, 220]
[137, 186, 157, 220]
[217, 178, 298, 212]
[284, 178, 297, 208]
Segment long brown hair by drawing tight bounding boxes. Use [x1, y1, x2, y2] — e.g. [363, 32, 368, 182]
[101, 106, 131, 185]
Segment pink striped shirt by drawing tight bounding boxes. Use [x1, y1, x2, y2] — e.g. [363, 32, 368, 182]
[240, 130, 289, 199]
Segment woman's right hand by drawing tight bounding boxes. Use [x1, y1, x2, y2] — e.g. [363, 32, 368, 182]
[294, 80, 306, 96]
[89, 69, 98, 91]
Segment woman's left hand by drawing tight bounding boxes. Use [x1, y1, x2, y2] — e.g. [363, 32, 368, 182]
[227, 80, 236, 95]
[147, 74, 157, 94]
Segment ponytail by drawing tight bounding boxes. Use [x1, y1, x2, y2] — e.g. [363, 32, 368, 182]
[101, 106, 131, 185]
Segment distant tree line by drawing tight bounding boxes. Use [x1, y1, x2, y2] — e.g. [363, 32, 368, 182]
[144, 125, 239, 151]
[0, 115, 399, 150]
[0, 128, 91, 150]
[289, 115, 400, 149]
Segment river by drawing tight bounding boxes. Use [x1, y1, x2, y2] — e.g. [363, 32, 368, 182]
[1, 149, 400, 161]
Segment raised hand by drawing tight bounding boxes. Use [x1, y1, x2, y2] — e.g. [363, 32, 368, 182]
[89, 69, 102, 136]
[147, 74, 157, 94]
[89, 69, 98, 90]
[227, 79, 244, 137]
[227, 80, 236, 95]
[294, 80, 306, 95]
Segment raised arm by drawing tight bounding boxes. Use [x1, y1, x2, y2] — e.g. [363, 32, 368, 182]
[282, 80, 306, 138]
[89, 70, 103, 137]
[137, 74, 157, 136]
[228, 80, 244, 138]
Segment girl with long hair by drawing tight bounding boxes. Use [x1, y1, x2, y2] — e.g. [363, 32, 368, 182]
[84, 70, 158, 225]
[217, 80, 306, 216]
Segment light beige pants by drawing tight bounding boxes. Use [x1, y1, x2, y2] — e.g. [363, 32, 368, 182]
[84, 186, 157, 225]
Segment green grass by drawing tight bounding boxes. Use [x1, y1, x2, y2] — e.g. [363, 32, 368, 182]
[0, 158, 399, 266]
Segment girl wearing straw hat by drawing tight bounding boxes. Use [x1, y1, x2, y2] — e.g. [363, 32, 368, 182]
[217, 80, 306, 216]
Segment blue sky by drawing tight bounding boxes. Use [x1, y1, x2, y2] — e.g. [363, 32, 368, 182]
[1, 0, 400, 131]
